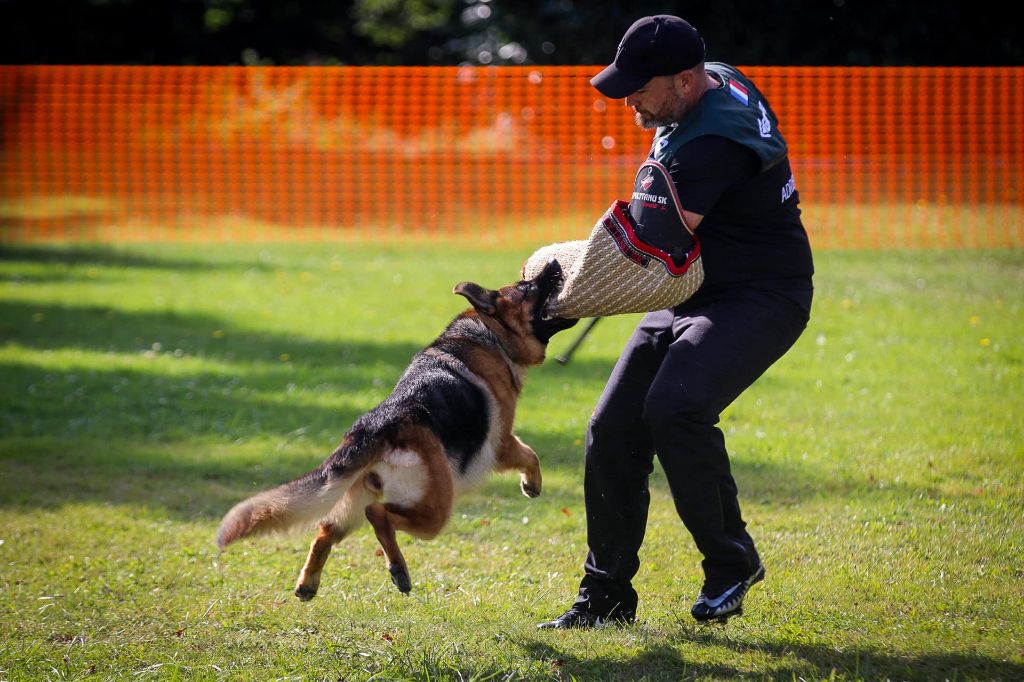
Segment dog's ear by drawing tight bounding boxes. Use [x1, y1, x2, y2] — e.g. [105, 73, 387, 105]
[453, 282, 497, 316]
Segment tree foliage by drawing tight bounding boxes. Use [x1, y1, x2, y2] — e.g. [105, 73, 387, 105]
[1, 0, 1019, 66]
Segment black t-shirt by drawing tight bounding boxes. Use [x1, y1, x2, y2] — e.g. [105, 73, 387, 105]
[669, 134, 814, 309]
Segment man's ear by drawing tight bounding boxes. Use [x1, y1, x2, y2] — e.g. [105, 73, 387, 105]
[453, 282, 497, 315]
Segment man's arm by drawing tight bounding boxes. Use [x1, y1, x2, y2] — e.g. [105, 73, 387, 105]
[682, 208, 704, 232]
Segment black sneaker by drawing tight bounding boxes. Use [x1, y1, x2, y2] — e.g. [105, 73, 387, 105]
[691, 563, 765, 623]
[537, 605, 635, 630]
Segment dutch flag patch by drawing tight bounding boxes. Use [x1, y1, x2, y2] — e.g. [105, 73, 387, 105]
[728, 80, 749, 105]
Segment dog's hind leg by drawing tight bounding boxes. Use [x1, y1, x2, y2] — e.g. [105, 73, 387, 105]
[365, 494, 452, 594]
[496, 434, 543, 498]
[295, 523, 346, 601]
[366, 430, 454, 593]
[365, 503, 414, 593]
[294, 485, 373, 601]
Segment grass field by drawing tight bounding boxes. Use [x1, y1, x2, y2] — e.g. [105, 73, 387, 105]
[1, 242, 1022, 681]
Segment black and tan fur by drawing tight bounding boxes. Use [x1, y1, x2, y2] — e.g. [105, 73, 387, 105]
[216, 259, 575, 599]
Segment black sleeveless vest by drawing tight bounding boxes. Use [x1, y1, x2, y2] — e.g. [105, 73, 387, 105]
[628, 63, 789, 265]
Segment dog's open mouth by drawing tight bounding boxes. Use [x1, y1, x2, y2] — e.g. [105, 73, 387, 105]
[529, 259, 578, 343]
[530, 258, 563, 319]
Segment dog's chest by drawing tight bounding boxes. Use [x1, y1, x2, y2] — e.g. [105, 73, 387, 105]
[450, 437, 498, 495]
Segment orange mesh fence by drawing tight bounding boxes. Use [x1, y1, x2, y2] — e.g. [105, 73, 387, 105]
[1, 65, 1021, 248]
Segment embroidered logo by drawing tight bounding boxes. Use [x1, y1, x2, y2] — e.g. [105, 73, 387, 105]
[640, 169, 655, 191]
[728, 80, 749, 105]
[757, 101, 772, 138]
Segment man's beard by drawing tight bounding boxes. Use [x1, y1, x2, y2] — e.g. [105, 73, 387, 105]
[633, 103, 685, 130]
[634, 110, 672, 129]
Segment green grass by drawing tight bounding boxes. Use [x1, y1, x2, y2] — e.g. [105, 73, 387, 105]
[1, 242, 1022, 681]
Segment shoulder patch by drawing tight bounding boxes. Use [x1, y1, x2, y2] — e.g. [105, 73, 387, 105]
[728, 80, 749, 105]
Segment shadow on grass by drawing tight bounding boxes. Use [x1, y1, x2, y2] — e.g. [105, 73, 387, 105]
[1, 299, 411, 367]
[0, 296, 413, 520]
[1, 296, 872, 523]
[521, 634, 1024, 682]
[0, 298, 434, 445]
[0, 296, 606, 520]
[0, 243, 221, 272]
[0, 436, 328, 522]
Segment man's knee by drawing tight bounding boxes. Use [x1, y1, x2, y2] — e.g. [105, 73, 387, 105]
[585, 413, 626, 465]
[585, 412, 653, 474]
[641, 380, 716, 430]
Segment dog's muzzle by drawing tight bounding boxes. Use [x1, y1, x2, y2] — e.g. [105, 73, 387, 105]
[528, 259, 578, 343]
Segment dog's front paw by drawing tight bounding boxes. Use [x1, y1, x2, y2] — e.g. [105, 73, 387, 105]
[521, 478, 541, 498]
[389, 564, 412, 594]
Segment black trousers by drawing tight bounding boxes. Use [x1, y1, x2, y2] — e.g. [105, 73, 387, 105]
[574, 287, 811, 617]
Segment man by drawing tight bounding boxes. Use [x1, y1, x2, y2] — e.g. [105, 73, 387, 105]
[539, 15, 814, 629]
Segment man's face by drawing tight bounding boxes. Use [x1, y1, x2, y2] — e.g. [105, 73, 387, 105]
[624, 73, 690, 129]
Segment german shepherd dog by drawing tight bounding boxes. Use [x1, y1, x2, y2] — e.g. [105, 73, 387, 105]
[217, 259, 575, 600]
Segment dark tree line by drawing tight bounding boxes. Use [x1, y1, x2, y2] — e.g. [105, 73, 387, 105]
[2, 0, 1019, 66]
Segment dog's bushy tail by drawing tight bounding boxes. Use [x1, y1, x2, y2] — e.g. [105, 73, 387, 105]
[217, 435, 376, 548]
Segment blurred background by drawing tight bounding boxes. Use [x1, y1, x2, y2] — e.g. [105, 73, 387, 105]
[2, 0, 1021, 67]
[1, 0, 1022, 247]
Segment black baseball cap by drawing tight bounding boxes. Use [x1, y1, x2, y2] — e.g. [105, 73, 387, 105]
[591, 15, 706, 99]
